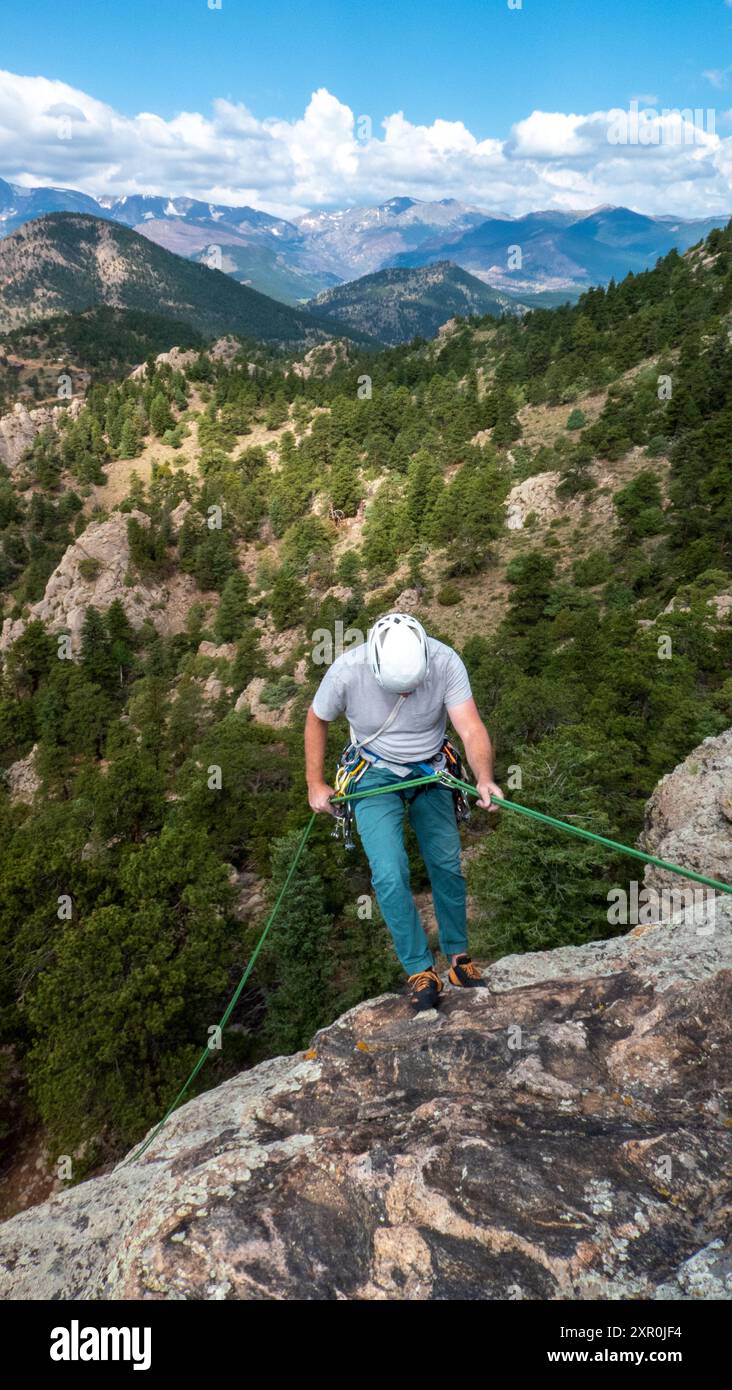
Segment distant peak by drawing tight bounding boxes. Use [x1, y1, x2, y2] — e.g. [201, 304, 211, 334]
[382, 197, 417, 213]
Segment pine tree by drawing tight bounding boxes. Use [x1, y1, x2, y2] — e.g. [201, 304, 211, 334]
[23, 824, 233, 1162]
[191, 528, 236, 591]
[270, 564, 305, 630]
[80, 606, 116, 692]
[215, 572, 250, 642]
[328, 442, 363, 516]
[118, 417, 140, 460]
[150, 392, 174, 437]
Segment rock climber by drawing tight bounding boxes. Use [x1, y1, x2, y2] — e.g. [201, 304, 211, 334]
[305, 612, 503, 1011]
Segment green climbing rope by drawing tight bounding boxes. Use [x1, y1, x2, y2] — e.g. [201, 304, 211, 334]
[333, 772, 732, 896]
[129, 764, 731, 1164]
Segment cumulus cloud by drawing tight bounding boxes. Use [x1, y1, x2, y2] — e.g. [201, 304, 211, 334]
[0, 69, 730, 219]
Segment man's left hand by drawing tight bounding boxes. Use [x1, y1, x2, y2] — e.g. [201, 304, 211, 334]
[476, 779, 504, 811]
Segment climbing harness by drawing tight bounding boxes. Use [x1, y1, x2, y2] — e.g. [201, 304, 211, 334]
[382, 738, 472, 823]
[331, 694, 406, 850]
[127, 766, 732, 1164]
[332, 711, 470, 850]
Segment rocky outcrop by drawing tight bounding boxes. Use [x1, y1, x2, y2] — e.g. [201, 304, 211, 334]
[292, 339, 349, 379]
[3, 745, 41, 804]
[0, 509, 205, 653]
[129, 348, 199, 380]
[209, 335, 241, 364]
[196, 640, 236, 662]
[0, 398, 82, 474]
[640, 729, 732, 897]
[662, 591, 732, 622]
[504, 468, 618, 531]
[0, 733, 729, 1301]
[505, 471, 562, 530]
[234, 676, 295, 727]
[0, 896, 729, 1301]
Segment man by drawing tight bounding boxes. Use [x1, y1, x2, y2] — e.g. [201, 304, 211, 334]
[305, 612, 503, 1011]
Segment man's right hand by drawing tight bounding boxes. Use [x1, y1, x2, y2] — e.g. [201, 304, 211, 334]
[308, 781, 337, 815]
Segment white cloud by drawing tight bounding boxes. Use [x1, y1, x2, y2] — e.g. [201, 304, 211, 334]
[0, 69, 730, 220]
[704, 66, 732, 88]
[510, 111, 596, 159]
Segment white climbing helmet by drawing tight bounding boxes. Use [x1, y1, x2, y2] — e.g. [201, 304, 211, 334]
[367, 613, 430, 693]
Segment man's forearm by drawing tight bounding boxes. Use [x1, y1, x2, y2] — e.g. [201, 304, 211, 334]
[304, 707, 329, 788]
[461, 722, 495, 785]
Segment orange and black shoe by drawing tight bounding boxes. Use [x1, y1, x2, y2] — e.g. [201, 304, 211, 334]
[407, 967, 444, 1012]
[448, 955, 487, 988]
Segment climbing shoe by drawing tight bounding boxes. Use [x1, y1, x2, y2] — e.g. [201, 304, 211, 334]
[407, 967, 444, 1012]
[448, 955, 487, 988]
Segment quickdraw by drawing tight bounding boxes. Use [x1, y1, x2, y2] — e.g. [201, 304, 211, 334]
[331, 743, 370, 849]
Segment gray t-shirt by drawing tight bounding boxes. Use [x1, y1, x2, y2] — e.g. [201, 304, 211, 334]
[311, 637, 472, 776]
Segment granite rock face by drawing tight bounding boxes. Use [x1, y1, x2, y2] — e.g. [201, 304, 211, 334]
[641, 729, 732, 897]
[0, 509, 205, 654]
[0, 735, 730, 1301]
[0, 398, 82, 474]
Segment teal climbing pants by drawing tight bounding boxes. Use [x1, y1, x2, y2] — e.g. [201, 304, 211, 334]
[353, 763, 468, 975]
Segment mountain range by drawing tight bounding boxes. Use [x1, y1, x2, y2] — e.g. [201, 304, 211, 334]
[390, 204, 730, 296]
[0, 180, 727, 306]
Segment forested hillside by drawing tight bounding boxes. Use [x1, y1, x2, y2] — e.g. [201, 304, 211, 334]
[0, 213, 361, 344]
[0, 220, 731, 1197]
[307, 261, 522, 344]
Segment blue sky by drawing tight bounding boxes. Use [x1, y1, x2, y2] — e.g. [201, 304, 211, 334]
[3, 0, 730, 134]
[1, 0, 731, 216]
